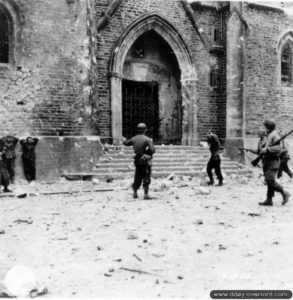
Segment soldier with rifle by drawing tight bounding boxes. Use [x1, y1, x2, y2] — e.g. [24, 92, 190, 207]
[206, 130, 223, 186]
[257, 120, 290, 206]
[123, 123, 155, 200]
[240, 129, 266, 161]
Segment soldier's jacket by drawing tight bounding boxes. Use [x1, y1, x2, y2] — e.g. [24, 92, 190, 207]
[207, 133, 221, 157]
[123, 134, 155, 165]
[3, 136, 19, 159]
[263, 130, 282, 168]
[20, 138, 39, 160]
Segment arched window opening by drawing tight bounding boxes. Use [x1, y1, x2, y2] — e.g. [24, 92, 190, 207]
[281, 43, 292, 83]
[0, 8, 9, 63]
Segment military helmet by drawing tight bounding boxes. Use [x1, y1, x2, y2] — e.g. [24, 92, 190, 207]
[263, 119, 276, 131]
[137, 123, 147, 133]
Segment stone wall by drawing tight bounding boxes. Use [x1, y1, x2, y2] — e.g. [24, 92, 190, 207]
[14, 136, 103, 181]
[96, 0, 226, 141]
[0, 0, 99, 179]
[243, 3, 293, 137]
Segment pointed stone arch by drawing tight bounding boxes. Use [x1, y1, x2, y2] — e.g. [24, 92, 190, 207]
[277, 30, 293, 84]
[109, 13, 198, 145]
[0, 0, 22, 66]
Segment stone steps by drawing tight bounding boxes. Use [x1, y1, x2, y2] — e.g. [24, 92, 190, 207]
[96, 161, 236, 168]
[62, 145, 251, 180]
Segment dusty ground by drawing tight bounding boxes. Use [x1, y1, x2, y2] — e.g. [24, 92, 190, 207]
[0, 172, 293, 298]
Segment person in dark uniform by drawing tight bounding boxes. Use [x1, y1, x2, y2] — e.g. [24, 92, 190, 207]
[20, 137, 39, 182]
[123, 123, 155, 199]
[206, 131, 223, 186]
[277, 130, 292, 179]
[259, 120, 290, 206]
[0, 139, 12, 192]
[3, 135, 19, 184]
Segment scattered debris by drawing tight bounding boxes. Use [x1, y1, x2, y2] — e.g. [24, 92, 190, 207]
[92, 178, 100, 185]
[106, 177, 114, 183]
[166, 173, 176, 180]
[119, 267, 159, 276]
[133, 254, 142, 262]
[14, 219, 33, 225]
[29, 287, 48, 298]
[177, 275, 183, 280]
[17, 193, 27, 199]
[218, 244, 226, 250]
[248, 213, 261, 217]
[152, 254, 165, 258]
[196, 219, 203, 225]
[0, 230, 5, 234]
[127, 233, 138, 240]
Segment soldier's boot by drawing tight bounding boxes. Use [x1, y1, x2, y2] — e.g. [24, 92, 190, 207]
[143, 187, 152, 200]
[281, 190, 290, 205]
[207, 180, 214, 186]
[3, 187, 12, 193]
[258, 197, 273, 206]
[133, 190, 138, 199]
[216, 179, 223, 186]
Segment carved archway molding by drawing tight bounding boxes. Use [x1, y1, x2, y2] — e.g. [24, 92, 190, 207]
[277, 30, 293, 51]
[276, 30, 293, 86]
[109, 12, 198, 145]
[0, 0, 22, 66]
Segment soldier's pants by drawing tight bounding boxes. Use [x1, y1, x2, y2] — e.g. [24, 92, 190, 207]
[6, 158, 15, 183]
[133, 161, 151, 191]
[277, 158, 293, 178]
[0, 167, 10, 188]
[263, 159, 284, 199]
[22, 157, 36, 182]
[207, 155, 223, 183]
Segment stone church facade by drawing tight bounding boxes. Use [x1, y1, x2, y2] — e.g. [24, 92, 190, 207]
[0, 0, 293, 178]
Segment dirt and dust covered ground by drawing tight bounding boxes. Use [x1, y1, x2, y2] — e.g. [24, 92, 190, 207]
[0, 171, 293, 298]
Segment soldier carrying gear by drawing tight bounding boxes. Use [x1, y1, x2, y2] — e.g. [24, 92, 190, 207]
[206, 130, 224, 186]
[277, 129, 292, 179]
[123, 123, 156, 200]
[259, 120, 290, 206]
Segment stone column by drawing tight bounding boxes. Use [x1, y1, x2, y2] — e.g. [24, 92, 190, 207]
[181, 79, 198, 145]
[225, 3, 246, 159]
[110, 73, 123, 145]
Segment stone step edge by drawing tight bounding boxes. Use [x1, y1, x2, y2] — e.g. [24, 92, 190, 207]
[63, 169, 252, 180]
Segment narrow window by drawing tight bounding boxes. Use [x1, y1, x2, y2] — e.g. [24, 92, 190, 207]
[210, 68, 220, 88]
[214, 29, 221, 44]
[281, 43, 292, 83]
[0, 9, 9, 63]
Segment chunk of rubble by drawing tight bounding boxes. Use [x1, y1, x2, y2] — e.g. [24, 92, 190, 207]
[92, 178, 100, 185]
[194, 187, 211, 195]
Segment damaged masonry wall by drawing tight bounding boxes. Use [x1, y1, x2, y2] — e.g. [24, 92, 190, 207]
[0, 0, 101, 180]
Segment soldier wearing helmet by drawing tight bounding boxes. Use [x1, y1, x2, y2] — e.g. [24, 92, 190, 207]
[258, 119, 290, 206]
[123, 123, 155, 199]
[206, 130, 224, 186]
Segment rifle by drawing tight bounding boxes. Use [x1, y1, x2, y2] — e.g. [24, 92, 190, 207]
[251, 129, 293, 167]
[239, 147, 256, 153]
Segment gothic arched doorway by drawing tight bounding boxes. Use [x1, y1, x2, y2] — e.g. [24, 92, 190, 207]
[109, 13, 198, 145]
[122, 30, 182, 144]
